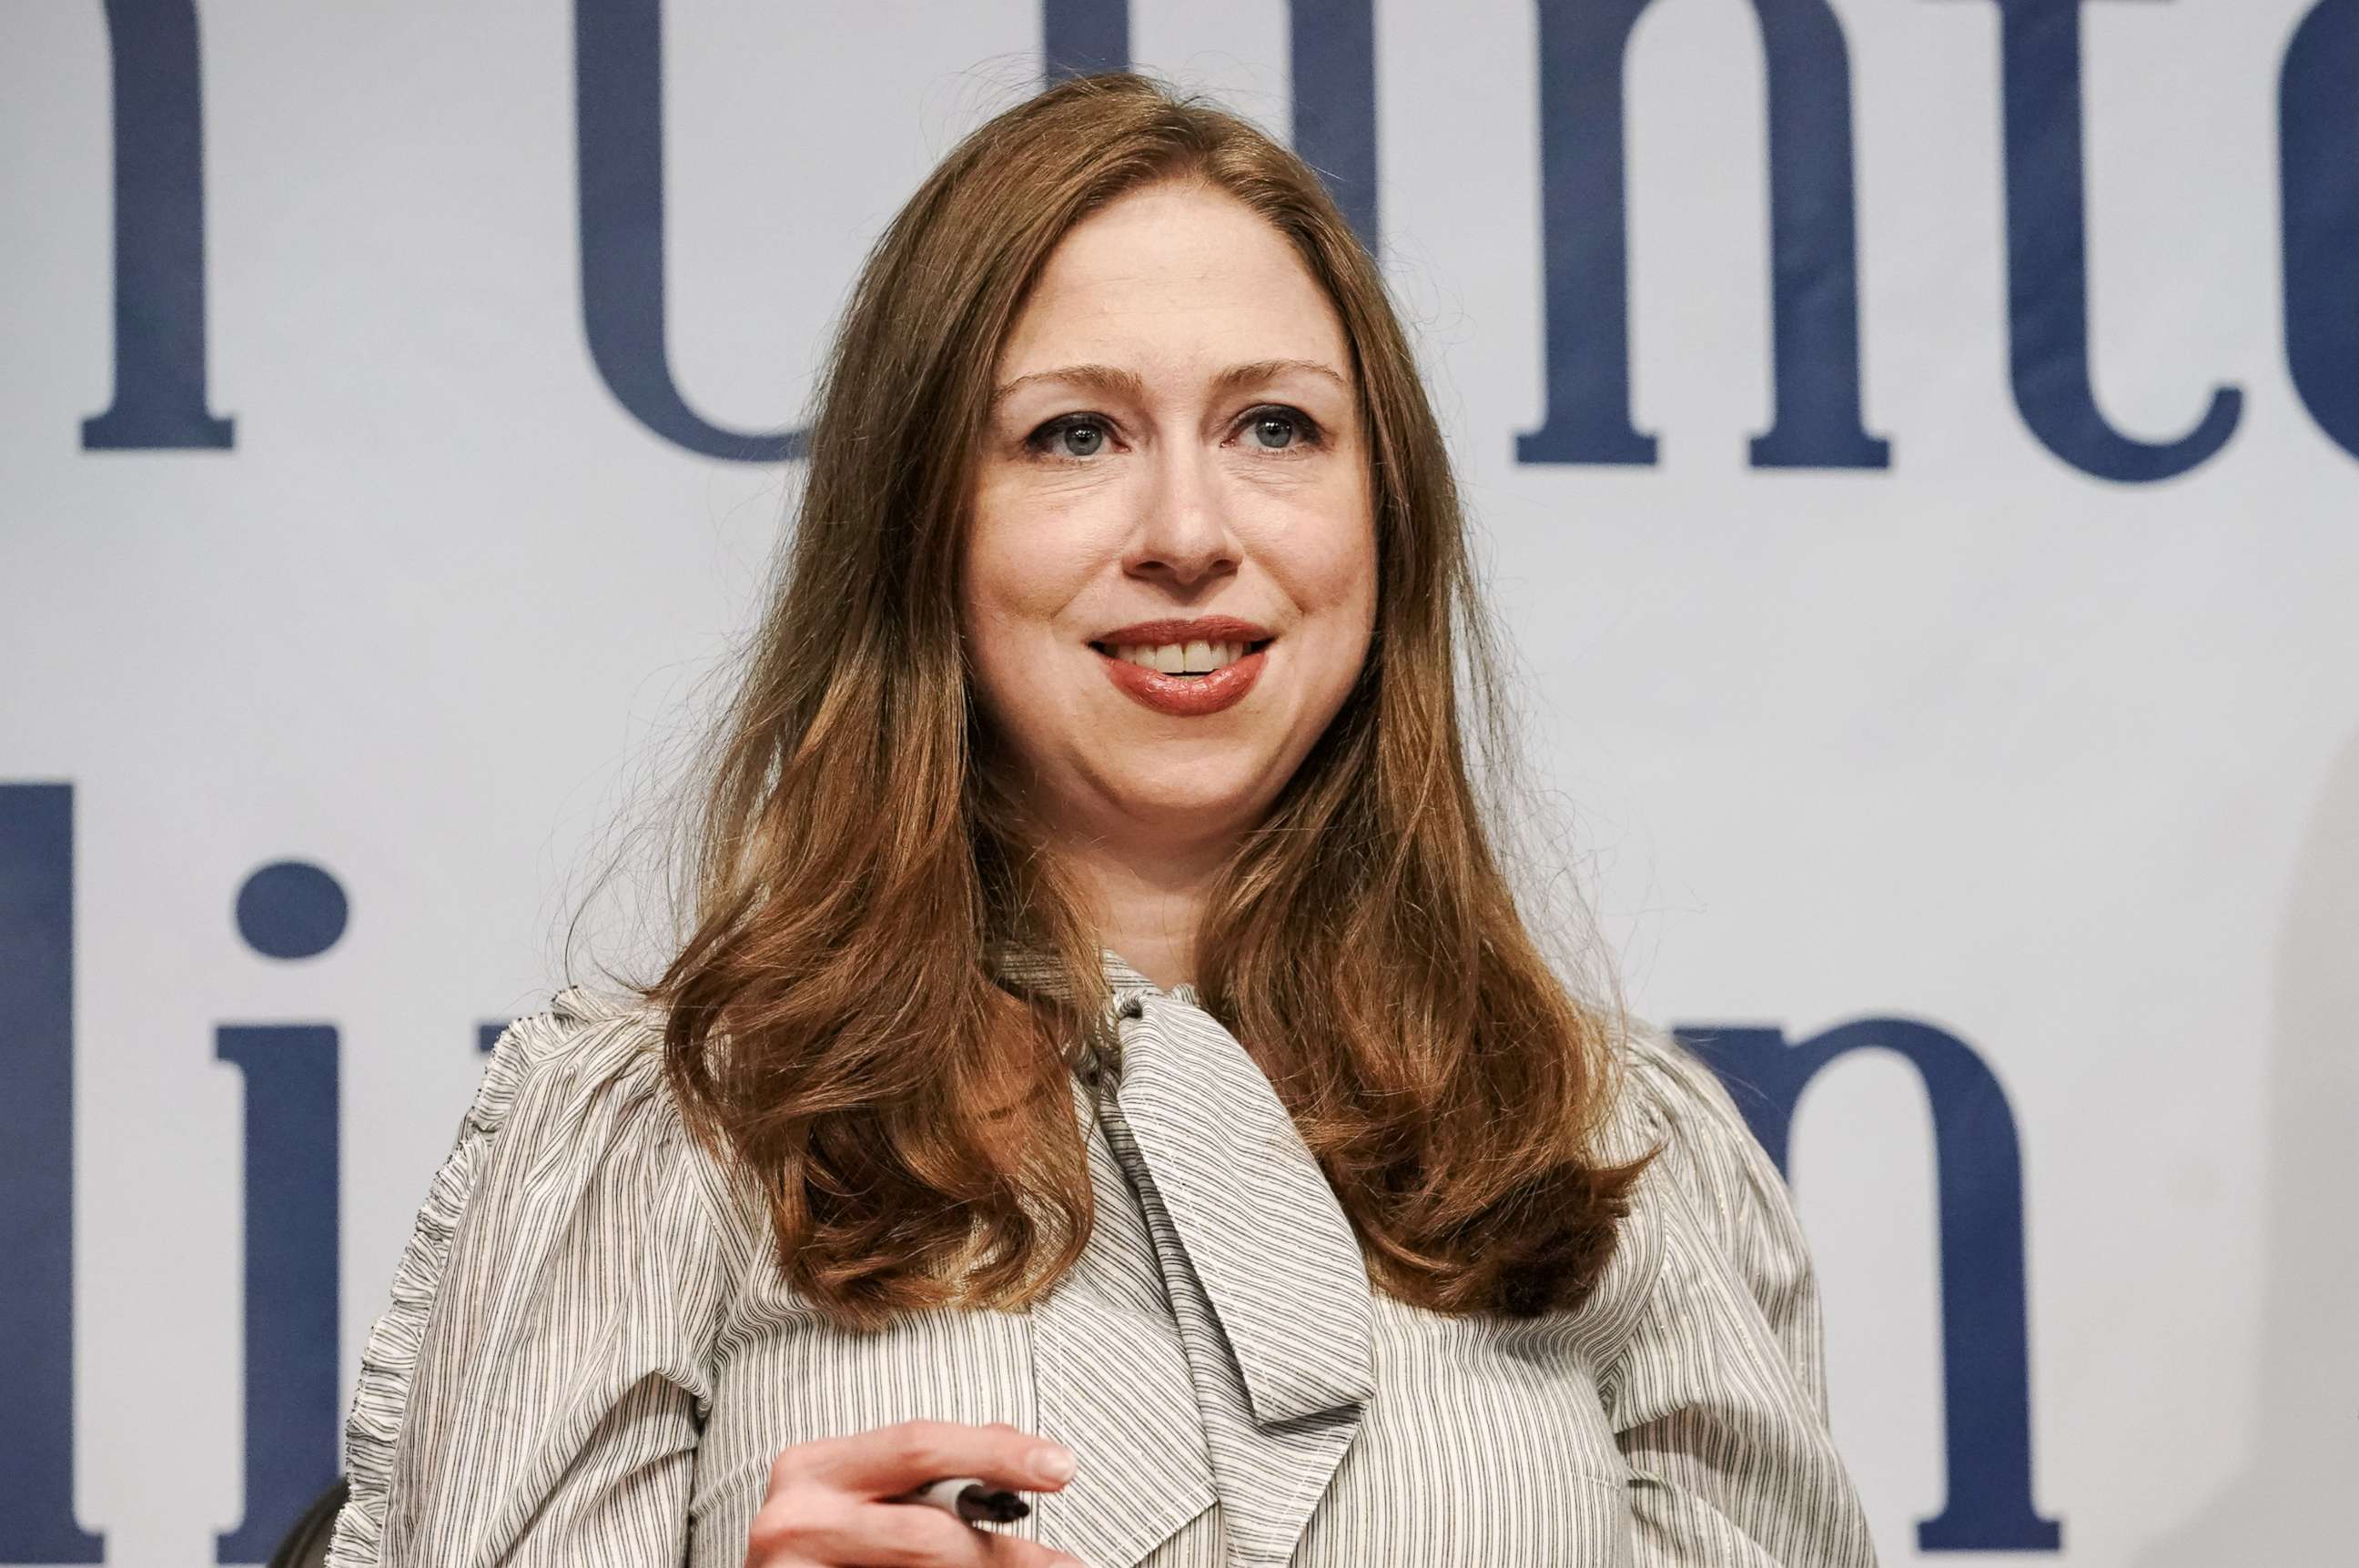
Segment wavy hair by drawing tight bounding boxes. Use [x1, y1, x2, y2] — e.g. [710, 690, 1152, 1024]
[608, 71, 1654, 1331]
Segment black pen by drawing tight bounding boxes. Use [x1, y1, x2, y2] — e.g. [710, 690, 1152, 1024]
[895, 1476, 1032, 1525]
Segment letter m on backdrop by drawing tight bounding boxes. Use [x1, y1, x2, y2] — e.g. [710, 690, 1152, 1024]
[1679, 1017, 2065, 1553]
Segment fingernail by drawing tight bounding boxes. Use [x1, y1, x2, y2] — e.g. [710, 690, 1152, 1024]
[1032, 1443, 1077, 1482]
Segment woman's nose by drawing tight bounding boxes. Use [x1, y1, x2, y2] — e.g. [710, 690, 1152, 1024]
[1127, 441, 1239, 588]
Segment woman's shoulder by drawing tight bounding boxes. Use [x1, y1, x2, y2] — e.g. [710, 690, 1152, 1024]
[463, 984, 763, 1262]
[1584, 1015, 1808, 1280]
[332, 986, 741, 1568]
[470, 984, 680, 1156]
[500, 971, 670, 1056]
[1606, 1016, 1783, 1195]
[1600, 1014, 1826, 1376]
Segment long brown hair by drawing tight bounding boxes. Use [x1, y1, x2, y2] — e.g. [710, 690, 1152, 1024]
[602, 70, 1653, 1331]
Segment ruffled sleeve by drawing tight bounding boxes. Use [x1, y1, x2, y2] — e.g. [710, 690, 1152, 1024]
[325, 987, 734, 1568]
[1603, 1025, 1879, 1567]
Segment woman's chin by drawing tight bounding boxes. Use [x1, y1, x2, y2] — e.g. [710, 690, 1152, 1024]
[1096, 778, 1267, 840]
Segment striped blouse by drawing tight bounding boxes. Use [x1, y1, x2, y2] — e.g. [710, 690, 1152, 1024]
[324, 946, 1878, 1567]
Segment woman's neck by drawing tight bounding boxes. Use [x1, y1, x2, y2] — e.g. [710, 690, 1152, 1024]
[1058, 835, 1227, 993]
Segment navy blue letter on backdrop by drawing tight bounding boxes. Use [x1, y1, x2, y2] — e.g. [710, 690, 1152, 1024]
[1748, 0, 1888, 469]
[2281, 0, 2359, 465]
[82, 0, 235, 452]
[0, 785, 105, 1560]
[1042, 0, 1129, 82]
[214, 1027, 341, 1563]
[1044, 4, 1382, 257]
[1948, 0, 2241, 482]
[215, 861, 348, 1563]
[1289, 0, 1380, 257]
[575, 0, 805, 462]
[1520, 0, 1883, 470]
[1682, 1018, 2065, 1553]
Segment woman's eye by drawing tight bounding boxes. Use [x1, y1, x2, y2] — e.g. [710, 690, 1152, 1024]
[1025, 407, 1322, 461]
[1030, 416, 1111, 460]
[1241, 407, 1320, 452]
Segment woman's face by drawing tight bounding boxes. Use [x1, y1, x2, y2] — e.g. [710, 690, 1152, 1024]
[961, 179, 1377, 858]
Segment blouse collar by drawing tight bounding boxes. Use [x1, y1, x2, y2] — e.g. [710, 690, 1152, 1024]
[982, 939, 1202, 1011]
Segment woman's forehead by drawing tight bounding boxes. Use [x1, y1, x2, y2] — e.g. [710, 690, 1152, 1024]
[996, 185, 1350, 382]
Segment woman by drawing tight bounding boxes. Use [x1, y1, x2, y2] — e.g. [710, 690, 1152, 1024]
[325, 72, 1877, 1568]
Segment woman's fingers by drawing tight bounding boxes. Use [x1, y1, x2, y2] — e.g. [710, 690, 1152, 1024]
[781, 1499, 1086, 1566]
[782, 1417, 1078, 1499]
[745, 1420, 1090, 1567]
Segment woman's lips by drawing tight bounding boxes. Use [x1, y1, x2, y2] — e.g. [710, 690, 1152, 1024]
[1094, 644, 1268, 716]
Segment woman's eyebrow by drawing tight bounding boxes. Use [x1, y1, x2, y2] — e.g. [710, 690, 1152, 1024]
[1213, 359, 1352, 399]
[989, 359, 1351, 409]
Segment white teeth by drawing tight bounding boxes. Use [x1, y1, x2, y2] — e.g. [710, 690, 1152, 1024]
[1109, 640, 1254, 674]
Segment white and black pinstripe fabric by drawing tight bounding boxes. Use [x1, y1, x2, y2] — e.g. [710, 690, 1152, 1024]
[324, 947, 1877, 1567]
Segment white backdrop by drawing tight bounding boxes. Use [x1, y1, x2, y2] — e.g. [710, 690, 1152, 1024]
[4, 3, 2352, 1564]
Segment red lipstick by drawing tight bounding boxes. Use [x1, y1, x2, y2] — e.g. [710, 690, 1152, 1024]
[1088, 616, 1275, 719]
[1091, 615, 1273, 646]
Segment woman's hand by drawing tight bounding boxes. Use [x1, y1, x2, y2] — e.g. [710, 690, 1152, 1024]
[744, 1419, 1090, 1567]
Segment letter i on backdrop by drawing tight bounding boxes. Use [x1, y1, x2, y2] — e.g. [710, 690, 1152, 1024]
[0, 783, 349, 1563]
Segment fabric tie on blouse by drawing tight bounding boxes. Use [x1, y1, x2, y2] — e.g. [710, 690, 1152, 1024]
[987, 945, 1375, 1566]
[1101, 986, 1374, 1426]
